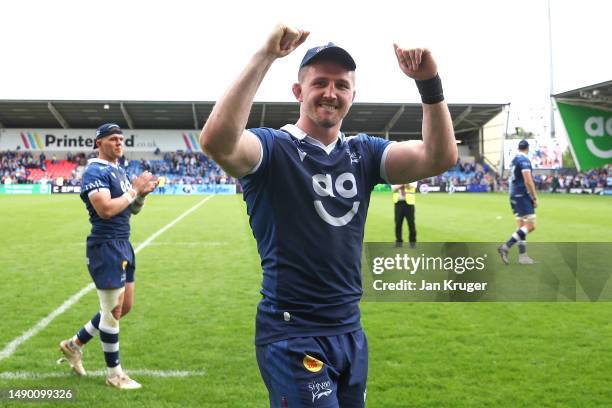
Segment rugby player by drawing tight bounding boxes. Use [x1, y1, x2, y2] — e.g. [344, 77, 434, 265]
[58, 123, 157, 389]
[200, 24, 456, 407]
[498, 139, 538, 265]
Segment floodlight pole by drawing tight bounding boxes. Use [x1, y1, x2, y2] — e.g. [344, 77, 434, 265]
[547, 0, 556, 139]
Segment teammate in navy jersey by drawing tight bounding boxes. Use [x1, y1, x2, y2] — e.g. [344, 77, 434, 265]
[498, 139, 538, 265]
[200, 24, 457, 407]
[58, 123, 157, 390]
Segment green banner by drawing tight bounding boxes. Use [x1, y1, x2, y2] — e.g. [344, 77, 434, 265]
[556, 101, 612, 171]
[0, 184, 51, 195]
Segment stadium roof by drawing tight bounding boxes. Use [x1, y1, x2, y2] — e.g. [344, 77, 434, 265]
[0, 100, 505, 142]
[554, 80, 612, 112]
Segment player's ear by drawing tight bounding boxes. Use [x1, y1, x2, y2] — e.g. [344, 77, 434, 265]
[292, 82, 303, 102]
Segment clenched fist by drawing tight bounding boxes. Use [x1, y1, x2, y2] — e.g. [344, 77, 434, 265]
[393, 45, 438, 81]
[262, 24, 310, 59]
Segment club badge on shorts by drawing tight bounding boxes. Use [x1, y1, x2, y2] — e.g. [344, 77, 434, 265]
[303, 355, 323, 372]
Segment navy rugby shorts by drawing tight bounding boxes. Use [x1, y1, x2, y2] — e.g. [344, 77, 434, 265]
[510, 194, 535, 217]
[86, 240, 135, 289]
[256, 329, 368, 408]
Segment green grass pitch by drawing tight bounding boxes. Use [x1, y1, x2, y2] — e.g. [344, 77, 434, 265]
[1, 192, 611, 407]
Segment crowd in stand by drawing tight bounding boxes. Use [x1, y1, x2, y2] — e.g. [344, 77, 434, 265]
[495, 166, 610, 192]
[420, 158, 499, 192]
[417, 158, 610, 193]
[1, 150, 233, 186]
[0, 150, 31, 184]
[126, 151, 234, 185]
[548, 166, 610, 191]
[2, 149, 609, 193]
[1, 150, 91, 185]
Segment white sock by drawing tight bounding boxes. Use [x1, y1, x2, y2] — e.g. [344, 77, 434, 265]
[107, 364, 123, 376]
[70, 336, 83, 351]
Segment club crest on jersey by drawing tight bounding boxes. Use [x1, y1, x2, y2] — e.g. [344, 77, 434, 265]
[312, 172, 360, 227]
[347, 148, 361, 165]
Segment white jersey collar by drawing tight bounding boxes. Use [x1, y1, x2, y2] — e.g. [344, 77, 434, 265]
[281, 124, 344, 155]
[88, 158, 118, 168]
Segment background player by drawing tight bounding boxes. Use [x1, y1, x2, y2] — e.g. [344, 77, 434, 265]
[59, 123, 157, 389]
[200, 24, 456, 407]
[498, 139, 538, 265]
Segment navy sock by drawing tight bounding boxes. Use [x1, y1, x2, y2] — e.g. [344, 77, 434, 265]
[506, 226, 528, 249]
[99, 324, 120, 368]
[76, 312, 101, 344]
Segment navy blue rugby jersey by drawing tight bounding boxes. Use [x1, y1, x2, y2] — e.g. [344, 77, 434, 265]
[240, 124, 392, 345]
[80, 158, 133, 244]
[509, 153, 532, 196]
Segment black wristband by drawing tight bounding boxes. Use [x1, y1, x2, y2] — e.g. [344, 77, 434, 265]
[415, 74, 444, 104]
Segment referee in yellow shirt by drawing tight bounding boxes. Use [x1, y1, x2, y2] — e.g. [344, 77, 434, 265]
[392, 182, 418, 248]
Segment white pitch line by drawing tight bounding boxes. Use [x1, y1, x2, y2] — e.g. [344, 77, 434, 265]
[0, 195, 214, 362]
[0, 369, 206, 380]
[70, 242, 228, 247]
[0, 284, 96, 362]
[132, 195, 214, 253]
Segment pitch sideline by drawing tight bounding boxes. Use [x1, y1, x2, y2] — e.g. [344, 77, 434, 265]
[0, 369, 206, 380]
[0, 195, 214, 361]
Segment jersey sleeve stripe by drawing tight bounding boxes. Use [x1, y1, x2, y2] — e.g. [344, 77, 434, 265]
[379, 142, 395, 183]
[88, 188, 110, 197]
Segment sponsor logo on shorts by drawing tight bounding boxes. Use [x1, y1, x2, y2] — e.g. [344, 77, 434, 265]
[303, 355, 323, 373]
[121, 260, 127, 283]
[308, 379, 332, 402]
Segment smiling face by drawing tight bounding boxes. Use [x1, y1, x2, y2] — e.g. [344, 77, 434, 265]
[96, 133, 125, 163]
[293, 60, 356, 131]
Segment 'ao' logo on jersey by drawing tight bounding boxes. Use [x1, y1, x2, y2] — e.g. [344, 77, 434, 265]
[312, 172, 359, 227]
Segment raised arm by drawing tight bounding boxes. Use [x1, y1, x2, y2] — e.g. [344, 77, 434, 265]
[199, 24, 309, 178]
[385, 46, 457, 184]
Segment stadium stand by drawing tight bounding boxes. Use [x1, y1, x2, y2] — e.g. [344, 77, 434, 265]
[124, 151, 234, 185]
[2, 99, 609, 193]
[0, 99, 508, 190]
[1, 149, 234, 187]
[27, 160, 77, 183]
[4, 147, 609, 194]
[420, 156, 500, 192]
